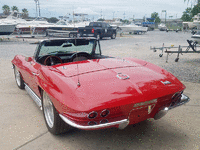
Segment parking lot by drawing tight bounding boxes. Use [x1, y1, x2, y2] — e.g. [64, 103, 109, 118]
[0, 31, 200, 150]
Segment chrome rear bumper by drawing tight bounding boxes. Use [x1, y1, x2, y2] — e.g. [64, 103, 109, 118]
[60, 94, 190, 129]
[59, 114, 129, 130]
[154, 94, 190, 120]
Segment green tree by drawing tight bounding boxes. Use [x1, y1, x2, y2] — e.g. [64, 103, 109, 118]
[2, 5, 10, 15]
[184, 0, 200, 4]
[11, 6, 19, 12]
[97, 18, 105, 21]
[181, 7, 192, 21]
[151, 12, 161, 23]
[47, 17, 59, 23]
[191, 4, 200, 16]
[121, 19, 129, 24]
[22, 8, 29, 18]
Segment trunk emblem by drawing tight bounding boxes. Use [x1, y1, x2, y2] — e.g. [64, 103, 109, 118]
[117, 73, 129, 80]
[161, 81, 171, 85]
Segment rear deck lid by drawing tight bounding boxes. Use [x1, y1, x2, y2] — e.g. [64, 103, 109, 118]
[54, 58, 146, 77]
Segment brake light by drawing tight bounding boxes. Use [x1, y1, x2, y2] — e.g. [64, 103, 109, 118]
[100, 109, 109, 117]
[91, 28, 94, 33]
[88, 111, 98, 119]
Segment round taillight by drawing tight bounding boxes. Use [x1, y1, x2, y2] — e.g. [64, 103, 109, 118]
[88, 111, 98, 119]
[100, 109, 109, 117]
[88, 121, 97, 126]
[100, 119, 108, 124]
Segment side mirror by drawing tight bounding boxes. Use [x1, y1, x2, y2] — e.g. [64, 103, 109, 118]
[25, 57, 33, 62]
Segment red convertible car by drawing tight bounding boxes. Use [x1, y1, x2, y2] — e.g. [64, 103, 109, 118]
[12, 37, 190, 135]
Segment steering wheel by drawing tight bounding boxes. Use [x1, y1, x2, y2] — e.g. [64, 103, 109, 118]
[44, 56, 62, 66]
[71, 52, 89, 62]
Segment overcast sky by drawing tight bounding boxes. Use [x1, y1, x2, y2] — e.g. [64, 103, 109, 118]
[0, 0, 196, 20]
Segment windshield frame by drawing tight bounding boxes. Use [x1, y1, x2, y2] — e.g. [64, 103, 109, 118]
[34, 38, 101, 61]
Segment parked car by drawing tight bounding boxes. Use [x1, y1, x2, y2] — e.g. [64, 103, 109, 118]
[78, 22, 117, 39]
[12, 38, 190, 135]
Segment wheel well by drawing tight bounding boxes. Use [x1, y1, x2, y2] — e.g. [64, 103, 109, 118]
[38, 86, 43, 98]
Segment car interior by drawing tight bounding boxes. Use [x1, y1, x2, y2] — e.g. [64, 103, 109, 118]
[34, 39, 103, 66]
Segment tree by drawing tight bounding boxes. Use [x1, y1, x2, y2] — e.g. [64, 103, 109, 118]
[2, 5, 10, 15]
[181, 7, 192, 21]
[47, 17, 59, 23]
[151, 12, 161, 23]
[184, 0, 200, 4]
[97, 18, 105, 21]
[22, 8, 29, 18]
[191, 4, 200, 16]
[12, 6, 19, 12]
[121, 19, 129, 24]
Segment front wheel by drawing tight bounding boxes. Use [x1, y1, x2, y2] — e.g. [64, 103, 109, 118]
[14, 66, 25, 89]
[42, 91, 73, 135]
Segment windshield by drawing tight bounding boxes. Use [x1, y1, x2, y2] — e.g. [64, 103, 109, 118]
[38, 39, 96, 57]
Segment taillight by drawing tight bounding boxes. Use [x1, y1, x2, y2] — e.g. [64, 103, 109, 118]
[100, 109, 109, 117]
[88, 121, 97, 125]
[91, 28, 94, 33]
[88, 111, 98, 119]
[100, 119, 108, 124]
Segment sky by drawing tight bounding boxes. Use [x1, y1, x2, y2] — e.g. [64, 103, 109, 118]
[0, 0, 196, 20]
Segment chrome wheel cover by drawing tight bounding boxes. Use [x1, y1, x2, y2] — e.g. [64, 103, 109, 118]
[15, 69, 21, 86]
[112, 34, 116, 39]
[69, 34, 74, 38]
[43, 92, 54, 128]
[96, 34, 100, 39]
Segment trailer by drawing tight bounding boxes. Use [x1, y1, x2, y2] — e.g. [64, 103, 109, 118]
[150, 40, 200, 62]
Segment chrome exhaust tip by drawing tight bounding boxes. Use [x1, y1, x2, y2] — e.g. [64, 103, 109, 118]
[154, 107, 169, 120]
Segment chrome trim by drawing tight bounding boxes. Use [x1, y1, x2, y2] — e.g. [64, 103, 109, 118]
[168, 94, 190, 110]
[154, 107, 169, 120]
[116, 73, 129, 80]
[154, 94, 190, 120]
[59, 114, 129, 130]
[32, 72, 39, 76]
[161, 81, 171, 85]
[25, 83, 42, 110]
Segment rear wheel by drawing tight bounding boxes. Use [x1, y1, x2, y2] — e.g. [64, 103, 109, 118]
[69, 33, 74, 38]
[96, 34, 101, 40]
[14, 66, 25, 89]
[111, 33, 116, 39]
[42, 91, 73, 135]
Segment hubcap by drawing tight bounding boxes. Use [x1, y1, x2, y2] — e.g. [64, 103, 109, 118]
[70, 34, 74, 38]
[97, 34, 100, 39]
[15, 69, 21, 86]
[43, 92, 54, 128]
[112, 34, 116, 38]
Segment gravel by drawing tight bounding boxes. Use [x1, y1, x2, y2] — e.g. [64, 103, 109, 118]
[0, 30, 199, 83]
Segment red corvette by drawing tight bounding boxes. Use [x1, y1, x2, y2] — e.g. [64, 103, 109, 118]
[12, 38, 190, 135]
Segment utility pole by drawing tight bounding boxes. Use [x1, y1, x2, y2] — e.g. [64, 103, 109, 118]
[162, 10, 166, 24]
[34, 0, 41, 18]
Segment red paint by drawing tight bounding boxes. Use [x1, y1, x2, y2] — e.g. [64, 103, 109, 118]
[12, 55, 186, 129]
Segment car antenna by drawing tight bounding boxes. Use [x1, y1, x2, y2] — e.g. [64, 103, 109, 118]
[75, 37, 81, 87]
